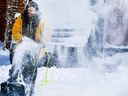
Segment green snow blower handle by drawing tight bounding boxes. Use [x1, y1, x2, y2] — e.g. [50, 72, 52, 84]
[42, 51, 50, 86]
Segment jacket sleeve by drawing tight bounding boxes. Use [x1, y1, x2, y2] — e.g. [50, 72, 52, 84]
[12, 16, 23, 44]
[39, 20, 53, 47]
[36, 20, 45, 43]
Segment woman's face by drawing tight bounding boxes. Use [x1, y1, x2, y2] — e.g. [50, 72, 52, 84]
[28, 7, 36, 17]
[23, 0, 27, 4]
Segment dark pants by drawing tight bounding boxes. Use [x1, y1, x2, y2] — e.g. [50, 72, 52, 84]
[9, 43, 16, 64]
[9, 51, 37, 96]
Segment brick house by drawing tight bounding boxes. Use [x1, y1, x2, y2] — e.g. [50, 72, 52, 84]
[0, 0, 7, 42]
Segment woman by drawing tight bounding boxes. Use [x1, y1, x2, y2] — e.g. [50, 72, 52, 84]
[12, 1, 44, 44]
[9, 1, 46, 96]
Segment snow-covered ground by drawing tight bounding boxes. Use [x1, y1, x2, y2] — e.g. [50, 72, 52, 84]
[35, 66, 128, 96]
[0, 43, 10, 66]
[1, 42, 128, 96]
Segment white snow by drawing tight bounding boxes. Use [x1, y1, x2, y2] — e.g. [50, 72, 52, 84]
[1, 41, 128, 96]
[35, 66, 128, 96]
[12, 37, 41, 71]
[34, 0, 98, 47]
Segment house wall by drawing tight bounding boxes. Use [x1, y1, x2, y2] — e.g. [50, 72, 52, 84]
[0, 0, 7, 41]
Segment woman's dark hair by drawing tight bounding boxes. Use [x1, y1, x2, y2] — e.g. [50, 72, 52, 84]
[21, 1, 40, 24]
[26, 1, 39, 11]
[21, 1, 40, 38]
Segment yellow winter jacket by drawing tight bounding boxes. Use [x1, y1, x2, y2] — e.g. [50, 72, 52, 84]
[12, 15, 44, 44]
